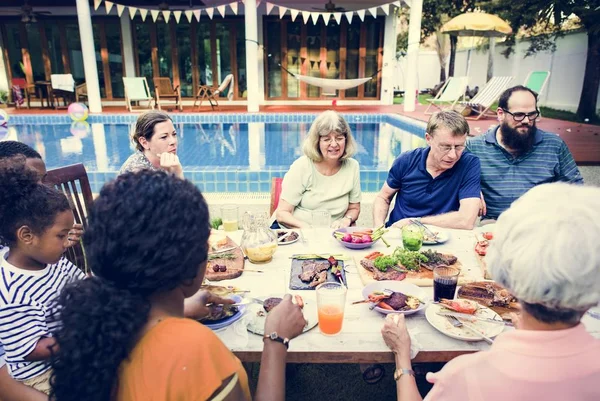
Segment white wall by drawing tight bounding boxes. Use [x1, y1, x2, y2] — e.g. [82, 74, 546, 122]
[394, 30, 600, 112]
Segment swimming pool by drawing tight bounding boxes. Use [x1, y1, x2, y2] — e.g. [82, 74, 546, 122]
[5, 113, 426, 193]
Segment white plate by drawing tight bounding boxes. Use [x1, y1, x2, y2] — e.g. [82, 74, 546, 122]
[425, 303, 505, 341]
[275, 230, 300, 245]
[422, 225, 451, 245]
[246, 295, 318, 336]
[362, 281, 429, 316]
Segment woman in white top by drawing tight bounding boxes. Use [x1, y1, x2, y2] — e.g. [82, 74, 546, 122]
[276, 110, 362, 229]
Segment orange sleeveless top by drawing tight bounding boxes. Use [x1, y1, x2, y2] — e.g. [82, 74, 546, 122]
[117, 317, 251, 401]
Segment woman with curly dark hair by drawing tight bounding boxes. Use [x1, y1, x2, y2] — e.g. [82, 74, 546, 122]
[119, 110, 184, 178]
[50, 170, 306, 401]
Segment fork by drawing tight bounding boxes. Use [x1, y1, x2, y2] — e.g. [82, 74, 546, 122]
[446, 315, 494, 344]
[409, 219, 441, 244]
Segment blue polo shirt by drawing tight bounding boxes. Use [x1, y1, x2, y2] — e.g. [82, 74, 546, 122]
[386, 147, 481, 226]
[467, 126, 583, 220]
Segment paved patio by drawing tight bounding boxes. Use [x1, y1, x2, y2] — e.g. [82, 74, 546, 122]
[7, 103, 600, 165]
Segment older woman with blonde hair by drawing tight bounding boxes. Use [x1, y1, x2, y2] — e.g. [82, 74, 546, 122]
[381, 182, 600, 401]
[275, 110, 361, 229]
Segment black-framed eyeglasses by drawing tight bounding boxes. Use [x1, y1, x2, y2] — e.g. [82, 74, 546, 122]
[502, 109, 540, 122]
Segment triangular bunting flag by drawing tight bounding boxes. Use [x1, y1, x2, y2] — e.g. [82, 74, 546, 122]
[323, 12, 331, 24]
[104, 1, 114, 14]
[266, 2, 274, 15]
[327, 61, 331, 69]
[173, 10, 182, 23]
[334, 61, 339, 69]
[256, 0, 262, 6]
[128, 6, 137, 19]
[310, 12, 320, 25]
[394, 1, 402, 7]
[206, 7, 214, 19]
[278, 6, 287, 19]
[368, 7, 378, 18]
[292, 56, 297, 65]
[217, 5, 226, 17]
[357, 9, 366, 21]
[162, 10, 171, 23]
[140, 8, 148, 21]
[230, 2, 238, 15]
[151, 9, 160, 22]
[290, 9, 299, 22]
[344, 11, 353, 24]
[333, 12, 342, 24]
[185, 10, 194, 22]
[193, 10, 201, 21]
[380, 4, 390, 15]
[116, 4, 125, 17]
[310, 61, 315, 69]
[94, 0, 102, 11]
[302, 11, 310, 24]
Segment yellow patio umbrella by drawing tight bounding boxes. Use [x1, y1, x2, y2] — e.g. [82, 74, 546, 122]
[441, 12, 512, 81]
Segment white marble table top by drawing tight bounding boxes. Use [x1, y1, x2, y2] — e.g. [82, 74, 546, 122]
[208, 227, 600, 364]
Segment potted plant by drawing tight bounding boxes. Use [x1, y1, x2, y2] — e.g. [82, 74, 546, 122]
[0, 90, 9, 108]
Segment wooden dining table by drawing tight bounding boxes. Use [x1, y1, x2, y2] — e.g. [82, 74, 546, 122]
[210, 227, 600, 364]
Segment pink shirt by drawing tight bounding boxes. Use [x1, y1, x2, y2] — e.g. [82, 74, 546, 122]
[425, 324, 600, 401]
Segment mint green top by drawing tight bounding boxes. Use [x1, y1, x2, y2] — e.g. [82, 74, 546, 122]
[280, 156, 362, 225]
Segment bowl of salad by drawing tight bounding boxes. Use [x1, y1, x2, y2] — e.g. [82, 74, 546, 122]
[332, 226, 388, 250]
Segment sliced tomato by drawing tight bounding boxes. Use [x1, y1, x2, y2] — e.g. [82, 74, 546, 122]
[483, 232, 494, 240]
[475, 241, 488, 256]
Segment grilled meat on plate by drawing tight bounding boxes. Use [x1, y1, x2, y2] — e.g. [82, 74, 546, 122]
[299, 260, 330, 283]
[263, 297, 283, 313]
[309, 271, 328, 287]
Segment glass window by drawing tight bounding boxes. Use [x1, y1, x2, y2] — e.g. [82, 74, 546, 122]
[306, 23, 321, 98]
[364, 22, 381, 98]
[345, 20, 361, 98]
[196, 22, 212, 86]
[4, 24, 25, 79]
[215, 22, 231, 98]
[92, 24, 106, 98]
[176, 24, 192, 97]
[25, 25, 45, 82]
[265, 21, 281, 98]
[65, 24, 85, 84]
[235, 24, 246, 98]
[156, 24, 172, 79]
[134, 22, 153, 92]
[326, 22, 340, 81]
[286, 21, 301, 98]
[105, 22, 124, 98]
[44, 25, 64, 74]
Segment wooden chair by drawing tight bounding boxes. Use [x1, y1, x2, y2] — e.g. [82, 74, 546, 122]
[45, 163, 94, 272]
[75, 83, 88, 104]
[11, 78, 37, 108]
[193, 85, 219, 110]
[153, 77, 182, 112]
[270, 177, 283, 217]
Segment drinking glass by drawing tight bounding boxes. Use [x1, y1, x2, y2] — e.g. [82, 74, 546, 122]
[433, 266, 460, 302]
[316, 282, 347, 336]
[402, 224, 424, 251]
[221, 205, 239, 232]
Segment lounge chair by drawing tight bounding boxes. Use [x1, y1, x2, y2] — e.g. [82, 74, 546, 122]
[51, 74, 87, 109]
[424, 76, 469, 115]
[123, 77, 154, 112]
[193, 84, 220, 110]
[524, 71, 550, 97]
[460, 76, 514, 120]
[153, 77, 182, 112]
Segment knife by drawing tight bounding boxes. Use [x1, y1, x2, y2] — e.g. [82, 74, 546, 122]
[436, 311, 512, 326]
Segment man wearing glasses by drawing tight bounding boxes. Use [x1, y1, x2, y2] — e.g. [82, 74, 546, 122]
[467, 85, 583, 221]
[373, 110, 481, 229]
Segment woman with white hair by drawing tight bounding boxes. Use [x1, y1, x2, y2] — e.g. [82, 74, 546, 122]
[381, 182, 600, 401]
[275, 110, 362, 229]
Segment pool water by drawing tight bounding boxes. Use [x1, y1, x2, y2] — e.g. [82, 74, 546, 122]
[6, 115, 426, 193]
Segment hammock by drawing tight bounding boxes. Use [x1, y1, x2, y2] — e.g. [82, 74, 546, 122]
[279, 64, 377, 96]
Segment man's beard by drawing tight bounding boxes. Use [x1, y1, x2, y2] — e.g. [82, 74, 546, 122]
[500, 121, 536, 156]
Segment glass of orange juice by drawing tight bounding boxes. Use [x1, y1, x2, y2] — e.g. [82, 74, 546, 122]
[316, 282, 347, 336]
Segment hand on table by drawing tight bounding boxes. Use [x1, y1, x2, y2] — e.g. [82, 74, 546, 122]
[391, 218, 412, 229]
[381, 314, 412, 357]
[331, 218, 351, 229]
[183, 289, 235, 320]
[158, 153, 184, 179]
[66, 223, 84, 248]
[264, 294, 306, 341]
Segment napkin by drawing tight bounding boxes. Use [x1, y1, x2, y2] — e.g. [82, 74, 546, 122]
[218, 311, 252, 348]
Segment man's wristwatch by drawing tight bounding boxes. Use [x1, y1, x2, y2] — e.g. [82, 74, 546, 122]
[393, 368, 415, 381]
[263, 332, 290, 349]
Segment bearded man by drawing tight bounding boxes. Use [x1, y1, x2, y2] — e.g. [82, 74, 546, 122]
[467, 85, 583, 220]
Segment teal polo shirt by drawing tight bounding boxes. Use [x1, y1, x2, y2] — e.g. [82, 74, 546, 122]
[467, 126, 584, 219]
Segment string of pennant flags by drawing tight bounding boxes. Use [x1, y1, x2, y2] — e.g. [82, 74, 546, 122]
[92, 0, 403, 24]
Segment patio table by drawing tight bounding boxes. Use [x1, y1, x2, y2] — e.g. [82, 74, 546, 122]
[211, 228, 600, 364]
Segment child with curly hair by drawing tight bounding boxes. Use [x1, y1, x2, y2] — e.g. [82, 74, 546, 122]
[0, 159, 85, 395]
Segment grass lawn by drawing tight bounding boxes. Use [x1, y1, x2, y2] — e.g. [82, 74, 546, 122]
[393, 94, 600, 126]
